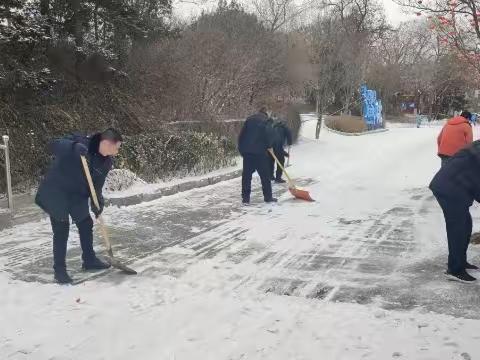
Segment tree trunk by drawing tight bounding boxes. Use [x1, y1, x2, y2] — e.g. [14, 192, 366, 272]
[344, 89, 351, 115]
[40, 0, 51, 37]
[94, 1, 99, 42]
[71, 0, 84, 47]
[40, 0, 49, 15]
[103, 19, 107, 43]
[114, 22, 128, 66]
[316, 104, 323, 139]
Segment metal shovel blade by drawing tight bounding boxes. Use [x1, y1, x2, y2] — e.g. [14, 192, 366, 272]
[107, 256, 137, 275]
[289, 187, 315, 202]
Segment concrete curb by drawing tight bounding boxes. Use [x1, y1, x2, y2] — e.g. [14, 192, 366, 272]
[105, 169, 242, 207]
[0, 169, 243, 230]
[324, 124, 389, 136]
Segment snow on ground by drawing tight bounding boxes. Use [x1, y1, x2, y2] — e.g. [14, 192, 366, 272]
[104, 160, 241, 199]
[103, 169, 146, 192]
[1, 115, 480, 360]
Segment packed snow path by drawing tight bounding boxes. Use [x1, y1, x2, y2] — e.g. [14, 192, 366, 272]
[1, 116, 479, 359]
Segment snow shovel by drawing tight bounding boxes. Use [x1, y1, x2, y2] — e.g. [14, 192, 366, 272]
[81, 156, 137, 275]
[268, 149, 314, 202]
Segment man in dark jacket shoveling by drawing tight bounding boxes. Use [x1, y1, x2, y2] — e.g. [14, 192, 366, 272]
[35, 128, 123, 284]
[430, 140, 480, 283]
[238, 107, 276, 204]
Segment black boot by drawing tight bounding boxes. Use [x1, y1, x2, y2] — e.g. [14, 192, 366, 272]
[466, 262, 479, 270]
[54, 268, 73, 284]
[82, 256, 111, 271]
[445, 270, 477, 283]
[275, 178, 286, 184]
[265, 197, 278, 203]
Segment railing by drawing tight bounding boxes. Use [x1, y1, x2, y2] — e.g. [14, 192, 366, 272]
[0, 135, 13, 212]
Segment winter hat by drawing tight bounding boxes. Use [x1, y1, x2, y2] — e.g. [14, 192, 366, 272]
[460, 110, 472, 121]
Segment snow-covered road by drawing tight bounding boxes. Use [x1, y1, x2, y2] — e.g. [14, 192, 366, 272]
[1, 116, 479, 359]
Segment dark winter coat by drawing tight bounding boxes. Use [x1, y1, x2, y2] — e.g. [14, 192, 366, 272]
[430, 140, 480, 206]
[35, 133, 113, 222]
[238, 112, 273, 156]
[272, 121, 293, 150]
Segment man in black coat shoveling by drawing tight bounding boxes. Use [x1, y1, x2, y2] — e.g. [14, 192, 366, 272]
[430, 140, 480, 283]
[269, 117, 293, 183]
[238, 107, 277, 204]
[35, 128, 123, 284]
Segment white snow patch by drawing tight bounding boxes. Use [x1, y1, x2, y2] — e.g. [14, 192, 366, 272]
[0, 268, 479, 360]
[104, 168, 146, 192]
[105, 160, 241, 199]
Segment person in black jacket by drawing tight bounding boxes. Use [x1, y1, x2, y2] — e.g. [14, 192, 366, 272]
[429, 140, 480, 283]
[238, 107, 276, 204]
[35, 128, 123, 284]
[269, 118, 293, 183]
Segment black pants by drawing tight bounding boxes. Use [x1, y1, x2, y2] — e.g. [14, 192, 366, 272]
[242, 153, 273, 202]
[270, 147, 285, 180]
[50, 216, 96, 270]
[434, 193, 472, 274]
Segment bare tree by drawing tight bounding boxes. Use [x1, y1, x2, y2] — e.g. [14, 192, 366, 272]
[252, 0, 291, 31]
[367, 19, 469, 117]
[321, 0, 388, 35]
[295, 0, 390, 137]
[251, 0, 321, 31]
[306, 16, 342, 137]
[395, 0, 480, 77]
[158, 1, 290, 120]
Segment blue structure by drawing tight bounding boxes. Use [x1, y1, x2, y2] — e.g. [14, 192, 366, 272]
[360, 85, 383, 130]
[471, 113, 477, 124]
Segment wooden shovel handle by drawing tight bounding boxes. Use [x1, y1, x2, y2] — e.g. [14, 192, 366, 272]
[268, 149, 296, 189]
[80, 156, 113, 256]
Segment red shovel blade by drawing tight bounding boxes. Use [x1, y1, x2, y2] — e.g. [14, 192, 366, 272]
[289, 187, 315, 202]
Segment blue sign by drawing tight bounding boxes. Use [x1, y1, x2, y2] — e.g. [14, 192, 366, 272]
[361, 85, 383, 130]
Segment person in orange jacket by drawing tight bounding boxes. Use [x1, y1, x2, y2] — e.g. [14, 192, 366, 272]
[437, 111, 473, 166]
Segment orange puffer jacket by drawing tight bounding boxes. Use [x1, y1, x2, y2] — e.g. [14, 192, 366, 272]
[437, 116, 473, 157]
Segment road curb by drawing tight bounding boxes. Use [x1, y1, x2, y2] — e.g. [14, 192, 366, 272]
[0, 169, 243, 230]
[105, 169, 242, 207]
[324, 124, 389, 136]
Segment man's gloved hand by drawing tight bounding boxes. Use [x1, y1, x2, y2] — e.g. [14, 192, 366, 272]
[73, 142, 88, 156]
[91, 196, 104, 218]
